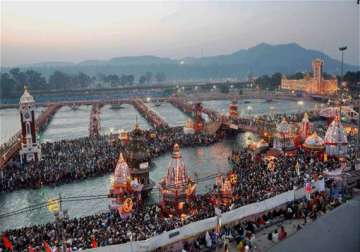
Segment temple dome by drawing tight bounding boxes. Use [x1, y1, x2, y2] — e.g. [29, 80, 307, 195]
[324, 117, 348, 145]
[324, 116, 348, 156]
[303, 132, 324, 150]
[20, 86, 34, 104]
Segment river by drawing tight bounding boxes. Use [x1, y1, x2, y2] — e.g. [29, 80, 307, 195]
[0, 99, 314, 231]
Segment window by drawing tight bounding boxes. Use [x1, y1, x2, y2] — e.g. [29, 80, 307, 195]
[26, 123, 31, 135]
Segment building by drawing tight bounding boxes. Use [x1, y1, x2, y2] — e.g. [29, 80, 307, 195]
[124, 123, 154, 195]
[19, 86, 41, 163]
[281, 59, 338, 95]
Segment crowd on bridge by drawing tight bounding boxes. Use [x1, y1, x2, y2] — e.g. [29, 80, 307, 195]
[0, 127, 220, 192]
[0, 140, 348, 251]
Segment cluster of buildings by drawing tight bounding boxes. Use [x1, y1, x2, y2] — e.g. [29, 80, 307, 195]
[281, 59, 338, 95]
[272, 112, 348, 157]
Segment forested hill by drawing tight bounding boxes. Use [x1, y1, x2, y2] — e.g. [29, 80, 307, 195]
[2, 43, 357, 80]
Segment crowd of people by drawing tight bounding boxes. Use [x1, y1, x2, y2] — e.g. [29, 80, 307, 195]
[0, 108, 356, 251]
[175, 191, 342, 252]
[0, 135, 348, 251]
[0, 127, 221, 192]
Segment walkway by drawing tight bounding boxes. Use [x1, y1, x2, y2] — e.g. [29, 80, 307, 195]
[132, 98, 169, 129]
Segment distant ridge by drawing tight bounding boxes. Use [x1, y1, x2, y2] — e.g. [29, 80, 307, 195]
[5, 43, 358, 79]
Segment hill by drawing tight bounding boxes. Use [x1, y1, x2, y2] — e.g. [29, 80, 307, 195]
[3, 43, 358, 80]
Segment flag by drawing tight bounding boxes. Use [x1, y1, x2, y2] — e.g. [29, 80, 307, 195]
[91, 238, 97, 248]
[28, 245, 35, 252]
[47, 198, 60, 213]
[43, 241, 52, 252]
[2, 234, 13, 251]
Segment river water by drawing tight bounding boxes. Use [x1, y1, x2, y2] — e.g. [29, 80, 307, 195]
[203, 99, 318, 116]
[0, 99, 313, 231]
[0, 107, 45, 145]
[100, 104, 151, 135]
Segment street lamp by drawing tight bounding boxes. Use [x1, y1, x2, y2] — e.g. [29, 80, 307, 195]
[357, 95, 360, 161]
[338, 46, 347, 108]
[339, 46, 347, 84]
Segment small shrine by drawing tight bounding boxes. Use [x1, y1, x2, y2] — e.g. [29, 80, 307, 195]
[118, 129, 129, 142]
[273, 118, 295, 151]
[228, 100, 239, 119]
[299, 112, 311, 140]
[324, 115, 348, 157]
[109, 153, 143, 218]
[193, 102, 204, 133]
[183, 119, 195, 135]
[303, 131, 325, 152]
[215, 175, 234, 206]
[160, 144, 196, 216]
[124, 123, 154, 195]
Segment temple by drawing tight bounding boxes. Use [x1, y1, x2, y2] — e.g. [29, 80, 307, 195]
[123, 123, 154, 195]
[273, 118, 295, 151]
[324, 115, 348, 156]
[160, 144, 196, 215]
[281, 59, 338, 95]
[109, 153, 143, 218]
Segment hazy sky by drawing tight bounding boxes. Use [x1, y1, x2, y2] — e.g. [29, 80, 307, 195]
[1, 0, 359, 66]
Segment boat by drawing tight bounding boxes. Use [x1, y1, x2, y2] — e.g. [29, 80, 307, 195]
[154, 100, 161, 107]
[248, 139, 269, 154]
[70, 104, 79, 110]
[118, 129, 129, 142]
[266, 99, 272, 103]
[244, 100, 251, 104]
[110, 104, 124, 110]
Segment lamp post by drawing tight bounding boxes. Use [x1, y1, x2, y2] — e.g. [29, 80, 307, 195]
[357, 95, 360, 160]
[338, 46, 347, 117]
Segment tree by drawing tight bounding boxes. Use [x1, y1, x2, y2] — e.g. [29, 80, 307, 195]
[25, 70, 47, 90]
[48, 71, 71, 90]
[9, 68, 27, 91]
[155, 72, 166, 83]
[288, 72, 304, 80]
[0, 73, 17, 97]
[77, 72, 92, 88]
[219, 84, 230, 94]
[145, 72, 152, 84]
[139, 75, 147, 84]
[106, 74, 120, 87]
[120, 74, 135, 85]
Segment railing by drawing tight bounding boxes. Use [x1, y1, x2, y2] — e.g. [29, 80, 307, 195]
[132, 98, 169, 129]
[88, 180, 323, 252]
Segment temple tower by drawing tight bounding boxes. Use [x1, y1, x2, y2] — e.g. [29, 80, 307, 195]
[312, 59, 324, 93]
[19, 86, 41, 163]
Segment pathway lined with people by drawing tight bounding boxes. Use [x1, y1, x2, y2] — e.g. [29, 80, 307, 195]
[132, 98, 169, 129]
